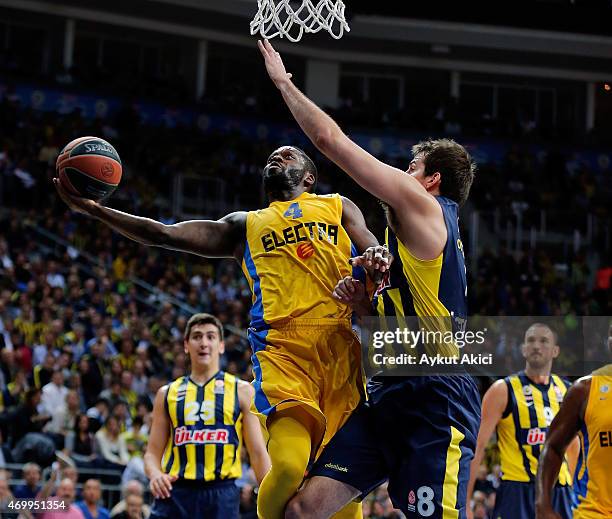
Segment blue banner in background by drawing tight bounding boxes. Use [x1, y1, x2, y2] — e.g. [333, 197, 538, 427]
[1, 82, 610, 174]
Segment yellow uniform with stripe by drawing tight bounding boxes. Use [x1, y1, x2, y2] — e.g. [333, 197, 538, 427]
[162, 371, 242, 481]
[574, 365, 612, 519]
[497, 372, 572, 484]
[241, 192, 363, 454]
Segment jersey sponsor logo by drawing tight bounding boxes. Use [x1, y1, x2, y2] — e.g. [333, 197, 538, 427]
[260, 222, 339, 253]
[214, 379, 225, 394]
[456, 238, 465, 259]
[296, 242, 315, 259]
[407, 489, 416, 513]
[324, 463, 348, 472]
[600, 431, 612, 448]
[554, 385, 565, 402]
[526, 427, 547, 446]
[174, 426, 228, 446]
[523, 385, 534, 406]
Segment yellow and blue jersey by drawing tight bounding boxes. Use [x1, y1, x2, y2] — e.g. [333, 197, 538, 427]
[373, 196, 467, 357]
[162, 371, 242, 482]
[497, 372, 572, 484]
[241, 191, 352, 329]
[574, 365, 612, 519]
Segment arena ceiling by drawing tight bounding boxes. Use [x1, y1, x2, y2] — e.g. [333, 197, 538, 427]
[1, 0, 612, 81]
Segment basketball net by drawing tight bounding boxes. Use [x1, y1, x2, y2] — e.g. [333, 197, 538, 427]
[250, 0, 350, 42]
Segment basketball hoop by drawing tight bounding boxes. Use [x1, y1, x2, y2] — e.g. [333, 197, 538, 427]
[250, 0, 350, 42]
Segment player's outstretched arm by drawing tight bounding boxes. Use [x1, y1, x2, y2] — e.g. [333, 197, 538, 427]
[238, 382, 271, 485]
[535, 379, 589, 519]
[144, 386, 178, 499]
[259, 40, 438, 216]
[466, 379, 507, 519]
[54, 178, 246, 259]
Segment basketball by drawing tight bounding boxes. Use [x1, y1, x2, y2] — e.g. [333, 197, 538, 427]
[56, 136, 122, 200]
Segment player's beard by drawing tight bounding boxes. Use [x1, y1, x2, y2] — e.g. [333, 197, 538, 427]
[263, 164, 304, 194]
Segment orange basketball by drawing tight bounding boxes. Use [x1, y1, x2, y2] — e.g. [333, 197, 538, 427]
[56, 136, 122, 200]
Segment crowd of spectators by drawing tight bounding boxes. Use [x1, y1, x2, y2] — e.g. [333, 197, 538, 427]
[0, 59, 611, 519]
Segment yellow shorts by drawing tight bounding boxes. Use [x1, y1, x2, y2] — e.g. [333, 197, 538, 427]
[248, 318, 364, 459]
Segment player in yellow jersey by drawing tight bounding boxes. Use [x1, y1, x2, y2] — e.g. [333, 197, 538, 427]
[260, 39, 480, 519]
[466, 323, 578, 519]
[54, 141, 383, 519]
[144, 313, 270, 519]
[536, 325, 612, 519]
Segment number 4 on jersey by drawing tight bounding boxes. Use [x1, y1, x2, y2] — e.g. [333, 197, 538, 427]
[284, 202, 303, 219]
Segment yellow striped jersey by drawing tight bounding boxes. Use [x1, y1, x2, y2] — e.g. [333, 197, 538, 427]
[242, 192, 353, 328]
[574, 365, 612, 519]
[373, 196, 467, 357]
[162, 371, 243, 481]
[497, 372, 572, 484]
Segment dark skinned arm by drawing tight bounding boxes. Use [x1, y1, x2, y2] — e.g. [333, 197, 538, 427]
[335, 196, 386, 316]
[54, 178, 246, 259]
[535, 377, 590, 519]
[341, 196, 378, 254]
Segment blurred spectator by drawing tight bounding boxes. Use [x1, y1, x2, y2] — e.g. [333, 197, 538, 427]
[41, 370, 69, 447]
[0, 430, 14, 467]
[122, 416, 147, 458]
[0, 474, 16, 519]
[64, 414, 96, 466]
[95, 415, 129, 469]
[131, 360, 148, 396]
[109, 480, 150, 519]
[13, 462, 41, 499]
[38, 476, 85, 519]
[86, 398, 110, 433]
[75, 479, 110, 519]
[473, 464, 496, 496]
[111, 493, 145, 519]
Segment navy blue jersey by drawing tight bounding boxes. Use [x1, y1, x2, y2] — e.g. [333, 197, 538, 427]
[374, 196, 467, 344]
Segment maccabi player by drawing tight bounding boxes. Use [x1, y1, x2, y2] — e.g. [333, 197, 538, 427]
[54, 144, 386, 519]
[259, 39, 480, 518]
[145, 313, 270, 518]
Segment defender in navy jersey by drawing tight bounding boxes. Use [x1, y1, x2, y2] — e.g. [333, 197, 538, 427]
[260, 35, 480, 519]
[305, 191, 481, 519]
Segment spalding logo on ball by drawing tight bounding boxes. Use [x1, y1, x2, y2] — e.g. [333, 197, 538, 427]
[56, 136, 122, 200]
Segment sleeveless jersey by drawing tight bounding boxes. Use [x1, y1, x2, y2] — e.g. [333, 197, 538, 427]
[574, 365, 612, 519]
[162, 371, 242, 481]
[242, 192, 352, 328]
[497, 372, 572, 484]
[373, 196, 467, 357]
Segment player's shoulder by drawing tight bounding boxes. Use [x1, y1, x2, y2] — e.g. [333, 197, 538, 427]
[485, 378, 510, 399]
[236, 378, 255, 401]
[550, 373, 572, 389]
[220, 211, 248, 226]
[569, 375, 592, 395]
